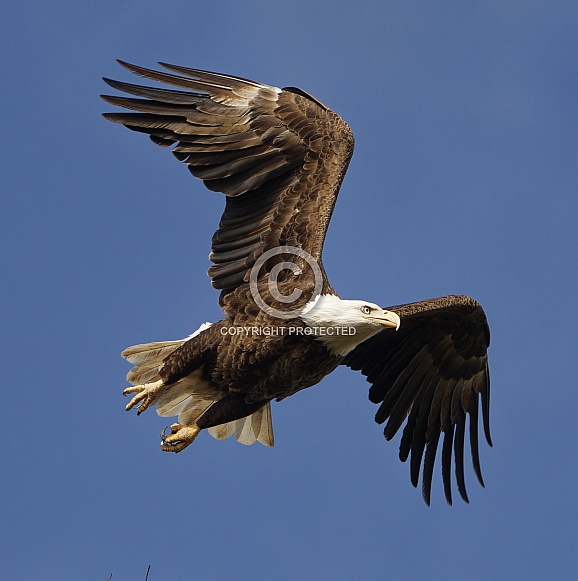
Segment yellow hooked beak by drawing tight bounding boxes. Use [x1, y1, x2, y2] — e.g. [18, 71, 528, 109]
[369, 309, 401, 330]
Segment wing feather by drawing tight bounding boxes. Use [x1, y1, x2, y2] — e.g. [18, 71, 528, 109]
[102, 62, 354, 299]
[441, 425, 455, 505]
[454, 408, 469, 503]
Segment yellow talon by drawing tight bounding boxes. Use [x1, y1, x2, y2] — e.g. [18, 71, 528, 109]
[160, 423, 201, 453]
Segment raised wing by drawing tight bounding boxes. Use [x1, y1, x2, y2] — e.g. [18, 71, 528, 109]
[102, 62, 354, 298]
[343, 295, 491, 505]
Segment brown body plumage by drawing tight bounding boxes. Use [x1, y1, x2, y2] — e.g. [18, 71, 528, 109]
[103, 62, 492, 505]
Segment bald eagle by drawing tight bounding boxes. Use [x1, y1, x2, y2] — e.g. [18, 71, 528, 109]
[102, 62, 492, 505]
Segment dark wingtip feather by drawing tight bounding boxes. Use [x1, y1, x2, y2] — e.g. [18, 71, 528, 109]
[116, 58, 135, 71]
[481, 366, 493, 447]
[483, 413, 493, 447]
[100, 93, 119, 106]
[102, 112, 123, 123]
[441, 427, 454, 506]
[101, 77, 139, 94]
[454, 414, 470, 503]
[115, 60, 167, 82]
[469, 400, 486, 488]
[410, 452, 420, 488]
[399, 408, 418, 462]
[115, 59, 142, 77]
[151, 135, 175, 147]
[422, 434, 440, 506]
[409, 435, 426, 489]
[471, 439, 486, 489]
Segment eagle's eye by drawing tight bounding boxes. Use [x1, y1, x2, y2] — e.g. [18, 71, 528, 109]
[361, 305, 372, 315]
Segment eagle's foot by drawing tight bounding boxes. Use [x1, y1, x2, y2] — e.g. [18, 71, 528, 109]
[123, 379, 164, 415]
[160, 423, 201, 453]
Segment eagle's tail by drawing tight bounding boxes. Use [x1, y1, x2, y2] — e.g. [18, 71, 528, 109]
[207, 402, 274, 448]
[155, 383, 274, 447]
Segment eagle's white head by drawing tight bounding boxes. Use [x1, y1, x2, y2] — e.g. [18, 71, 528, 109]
[300, 294, 400, 357]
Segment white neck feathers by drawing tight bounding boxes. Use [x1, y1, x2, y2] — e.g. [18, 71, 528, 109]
[300, 294, 386, 356]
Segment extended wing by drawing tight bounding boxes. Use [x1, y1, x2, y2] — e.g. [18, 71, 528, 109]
[102, 62, 354, 300]
[343, 295, 492, 505]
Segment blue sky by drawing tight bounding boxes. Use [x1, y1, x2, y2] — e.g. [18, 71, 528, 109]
[2, 1, 577, 579]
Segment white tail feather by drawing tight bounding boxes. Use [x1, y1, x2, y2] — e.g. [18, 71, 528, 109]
[235, 413, 258, 445]
[208, 422, 235, 440]
[207, 402, 274, 448]
[257, 402, 275, 447]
